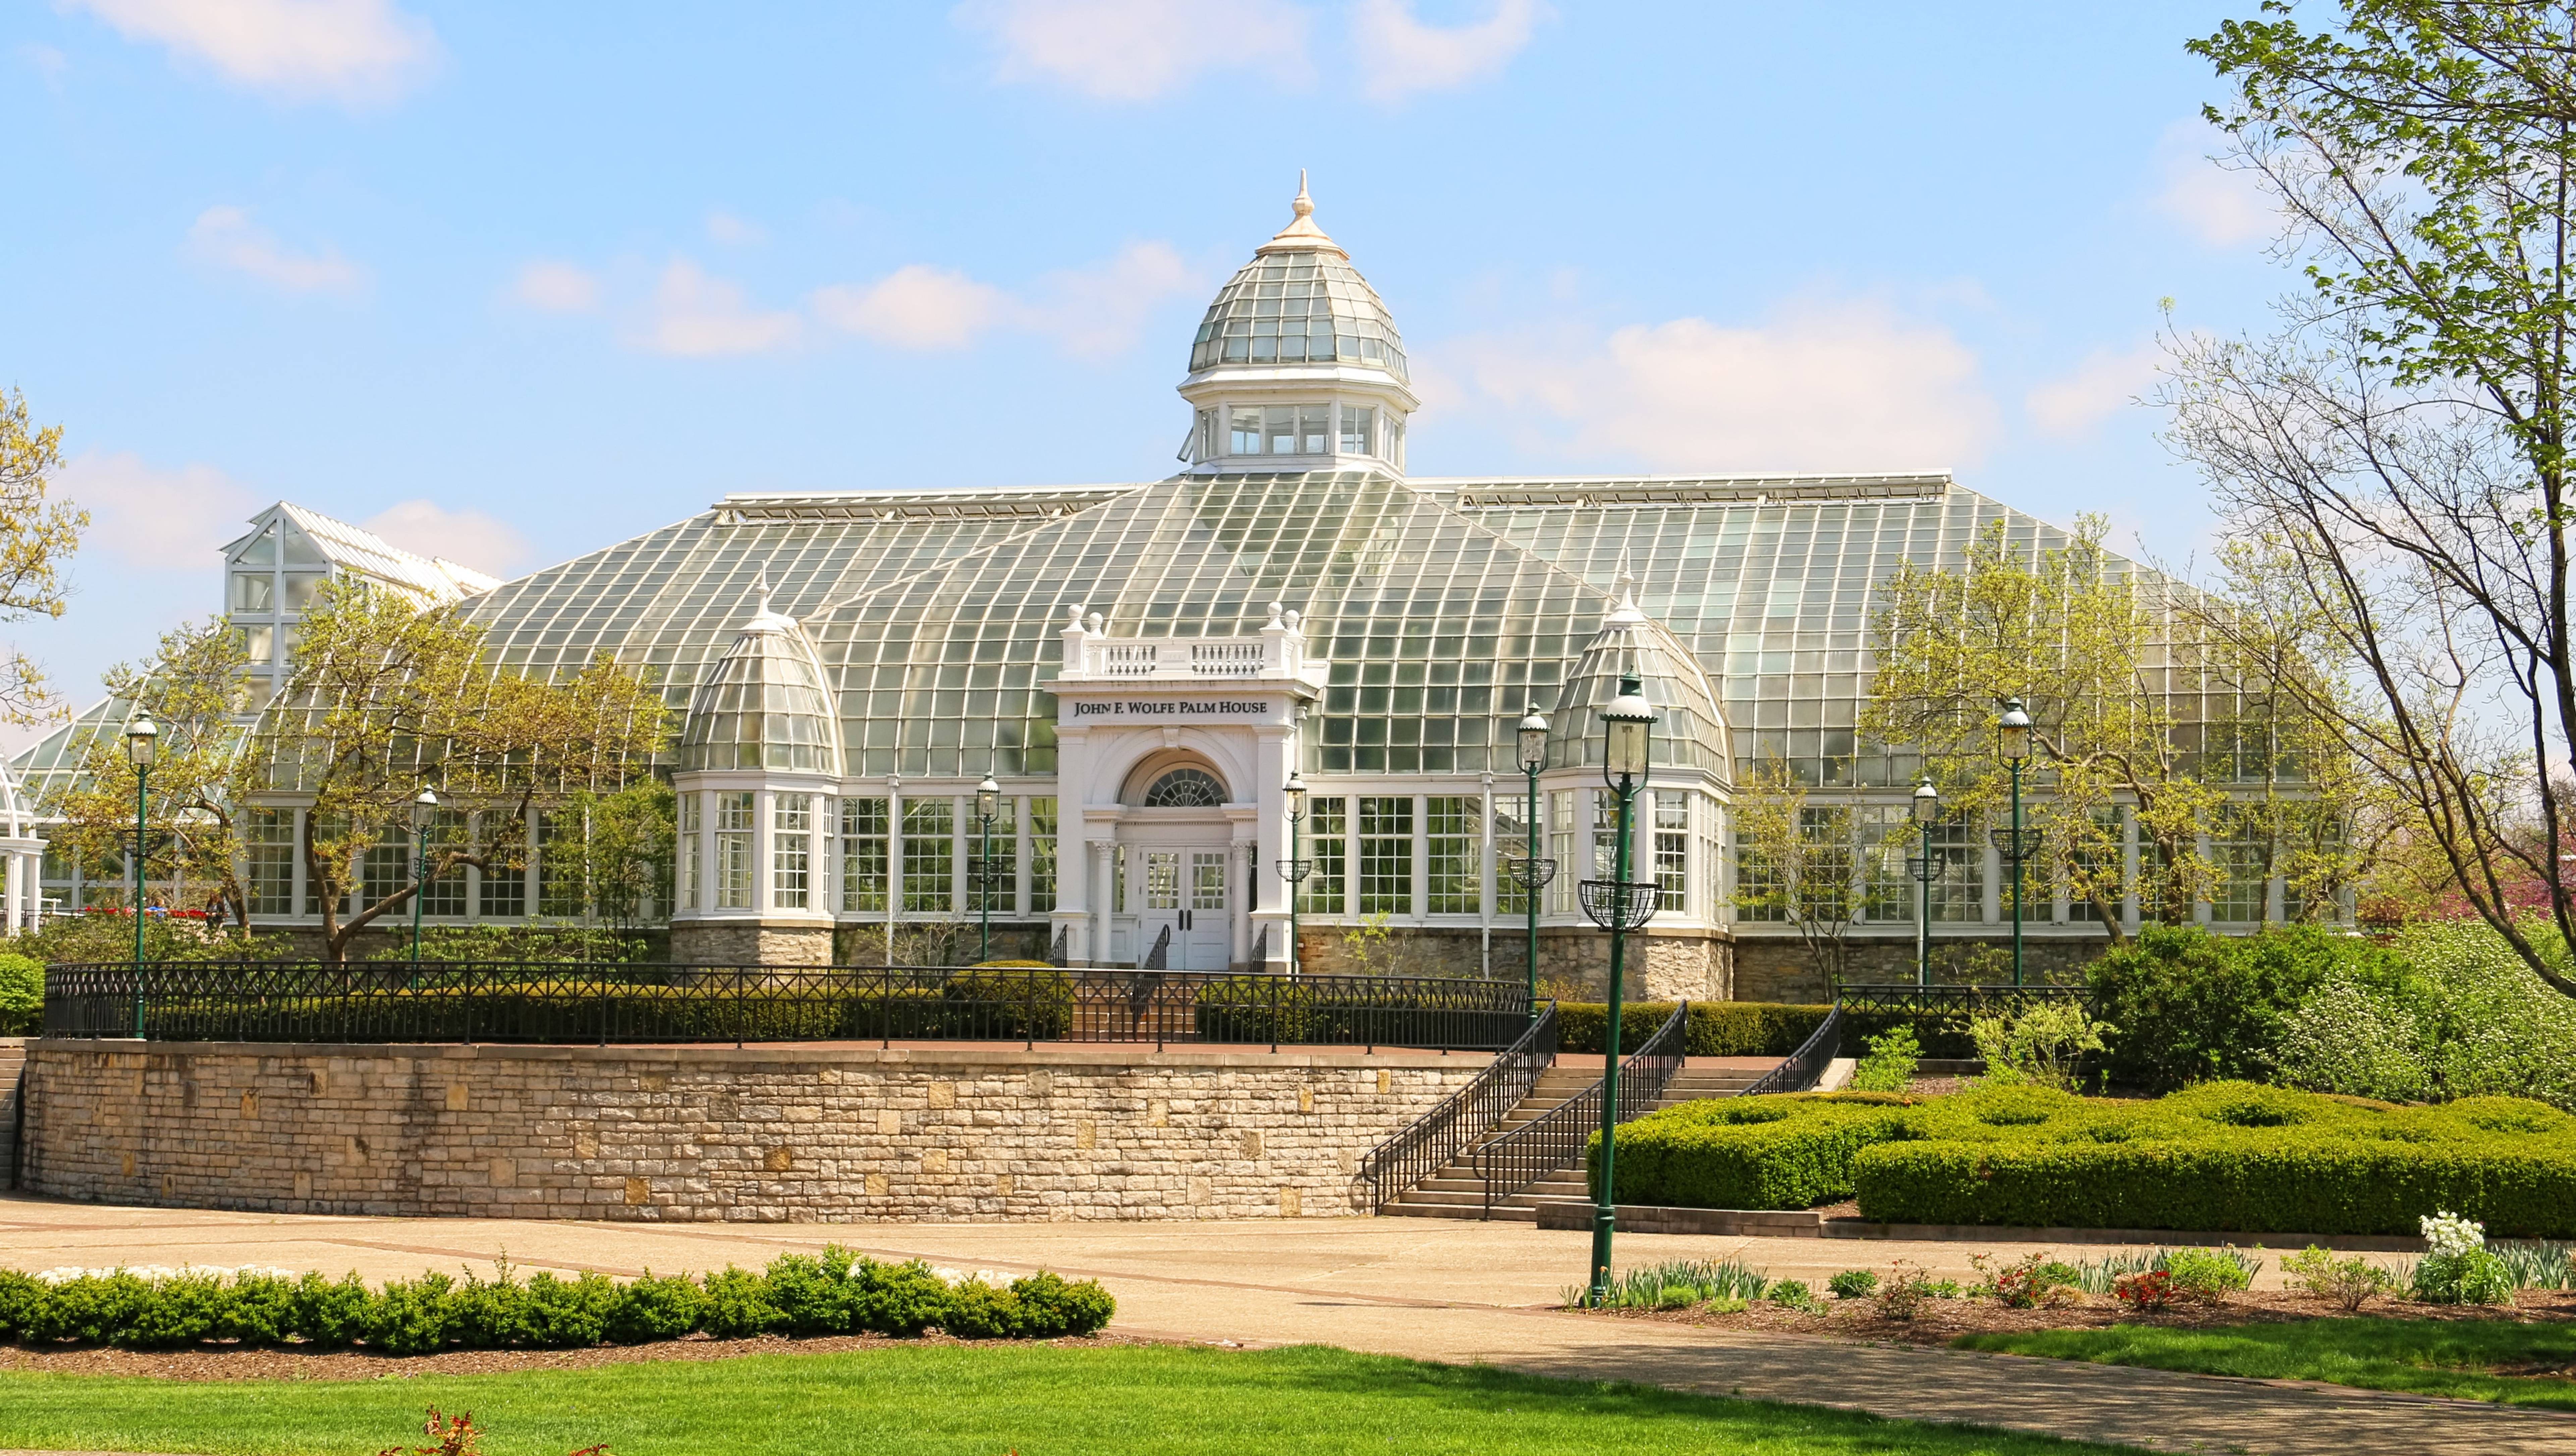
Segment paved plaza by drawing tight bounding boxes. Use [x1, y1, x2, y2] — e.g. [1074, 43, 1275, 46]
[3, 1193, 2572, 1455]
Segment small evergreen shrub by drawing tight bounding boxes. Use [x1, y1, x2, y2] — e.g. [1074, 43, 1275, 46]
[698, 1265, 779, 1339]
[1826, 1269, 1878, 1300]
[0, 951, 41, 1034]
[1010, 1271, 1116, 1339]
[604, 1271, 707, 1343]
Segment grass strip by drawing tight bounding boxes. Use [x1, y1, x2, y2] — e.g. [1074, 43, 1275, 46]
[1955, 1318, 2576, 1409]
[0, 1340, 2139, 1456]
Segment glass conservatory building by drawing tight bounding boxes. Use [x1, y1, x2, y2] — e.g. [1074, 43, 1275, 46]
[13, 184, 2242, 997]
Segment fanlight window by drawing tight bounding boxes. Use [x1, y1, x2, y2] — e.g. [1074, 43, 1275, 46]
[1142, 768, 1227, 807]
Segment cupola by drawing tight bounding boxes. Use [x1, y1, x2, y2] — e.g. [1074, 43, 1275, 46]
[1179, 174, 1418, 475]
[677, 581, 843, 775]
[1547, 570, 1732, 777]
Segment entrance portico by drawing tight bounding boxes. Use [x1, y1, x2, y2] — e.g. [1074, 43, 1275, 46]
[1050, 602, 1328, 969]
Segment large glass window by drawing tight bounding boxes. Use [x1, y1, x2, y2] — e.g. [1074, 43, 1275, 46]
[1302, 796, 1346, 914]
[248, 808, 294, 917]
[1734, 830, 1786, 922]
[2211, 815, 2269, 922]
[1796, 807, 1853, 924]
[1226, 404, 1333, 455]
[420, 810, 467, 918]
[480, 812, 527, 919]
[1028, 797, 1058, 914]
[229, 573, 273, 612]
[1654, 795, 1688, 916]
[1549, 790, 1575, 915]
[1339, 405, 1375, 456]
[773, 793, 812, 909]
[840, 797, 890, 912]
[1297, 405, 1329, 454]
[362, 824, 409, 912]
[1929, 814, 1983, 922]
[677, 794, 698, 911]
[716, 792, 754, 910]
[1230, 406, 1264, 454]
[1358, 795, 1412, 916]
[1426, 796, 1479, 915]
[903, 798, 953, 913]
[972, 797, 1016, 914]
[539, 809, 585, 917]
[1493, 797, 1533, 917]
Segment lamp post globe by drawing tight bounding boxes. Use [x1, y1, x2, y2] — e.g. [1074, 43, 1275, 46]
[1587, 672, 1656, 1308]
[1996, 698, 2031, 987]
[122, 713, 158, 1030]
[1516, 708, 1550, 773]
[974, 775, 1001, 964]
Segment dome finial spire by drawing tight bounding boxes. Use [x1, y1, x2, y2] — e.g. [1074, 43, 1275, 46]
[1259, 169, 1343, 257]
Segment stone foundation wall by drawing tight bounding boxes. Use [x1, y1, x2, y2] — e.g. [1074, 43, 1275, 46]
[1288, 925, 1730, 1003]
[1732, 933, 2110, 1003]
[0, 1037, 22, 1190]
[18, 1039, 1488, 1222]
[668, 920, 835, 967]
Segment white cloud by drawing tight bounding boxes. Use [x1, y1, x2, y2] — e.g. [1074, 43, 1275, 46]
[1353, 0, 1544, 100]
[65, 0, 440, 107]
[510, 260, 600, 314]
[362, 499, 531, 577]
[811, 242, 1202, 355]
[812, 265, 1010, 349]
[956, 0, 1310, 102]
[706, 211, 767, 246]
[2025, 341, 2163, 438]
[1451, 297, 1996, 471]
[2153, 118, 2276, 248]
[55, 451, 258, 571]
[634, 259, 801, 358]
[20, 42, 69, 87]
[186, 205, 369, 295]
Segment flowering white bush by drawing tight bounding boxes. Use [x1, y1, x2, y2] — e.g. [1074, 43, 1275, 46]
[2420, 1210, 2486, 1259]
[28, 1264, 298, 1286]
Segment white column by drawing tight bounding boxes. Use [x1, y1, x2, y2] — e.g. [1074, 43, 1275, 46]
[885, 778, 904, 959]
[5, 852, 21, 935]
[1251, 722, 1293, 968]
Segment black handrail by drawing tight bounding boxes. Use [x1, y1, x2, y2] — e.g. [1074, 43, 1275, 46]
[39, 961, 1533, 1051]
[1357, 1001, 1557, 1212]
[1740, 1003, 1843, 1097]
[1472, 1000, 1688, 1219]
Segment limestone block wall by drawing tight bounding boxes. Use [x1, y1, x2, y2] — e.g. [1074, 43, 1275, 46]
[1732, 933, 2108, 1003]
[1290, 925, 1731, 1003]
[18, 1040, 1489, 1223]
[1, 1037, 23, 1190]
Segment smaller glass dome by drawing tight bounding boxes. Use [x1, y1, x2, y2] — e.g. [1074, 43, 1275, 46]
[1547, 580, 1732, 776]
[678, 595, 842, 774]
[1188, 181, 1406, 380]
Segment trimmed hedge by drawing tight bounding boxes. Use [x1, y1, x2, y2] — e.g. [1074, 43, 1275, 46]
[0, 1247, 1113, 1352]
[1557, 1001, 1833, 1058]
[1593, 1081, 2576, 1237]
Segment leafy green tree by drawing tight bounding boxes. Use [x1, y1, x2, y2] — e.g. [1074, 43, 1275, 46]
[243, 578, 669, 961]
[0, 386, 87, 723]
[2171, 2, 2576, 994]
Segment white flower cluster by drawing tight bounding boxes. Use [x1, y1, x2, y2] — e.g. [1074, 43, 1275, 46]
[27, 1264, 300, 1286]
[928, 1266, 1017, 1286]
[2420, 1210, 2487, 1258]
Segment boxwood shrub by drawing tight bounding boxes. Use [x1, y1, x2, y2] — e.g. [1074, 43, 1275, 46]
[0, 1248, 1113, 1352]
[1593, 1081, 2576, 1237]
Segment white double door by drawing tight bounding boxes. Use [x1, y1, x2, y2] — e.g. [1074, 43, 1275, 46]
[1136, 846, 1234, 971]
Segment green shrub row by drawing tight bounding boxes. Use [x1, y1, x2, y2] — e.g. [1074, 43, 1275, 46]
[1593, 1081, 2576, 1237]
[1191, 976, 1515, 1045]
[0, 1249, 1113, 1352]
[1556, 1001, 1833, 1058]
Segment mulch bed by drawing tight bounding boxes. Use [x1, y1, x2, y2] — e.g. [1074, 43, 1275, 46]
[0, 1330, 1155, 1382]
[1596, 1288, 2576, 1346]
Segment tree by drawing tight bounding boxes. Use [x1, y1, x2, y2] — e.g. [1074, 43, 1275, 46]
[48, 618, 253, 925]
[1729, 759, 1872, 989]
[2170, 2, 2576, 993]
[0, 386, 88, 723]
[244, 578, 670, 961]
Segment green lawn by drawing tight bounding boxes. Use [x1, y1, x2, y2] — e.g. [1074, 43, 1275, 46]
[0, 1342, 2135, 1456]
[1956, 1319, 2576, 1409]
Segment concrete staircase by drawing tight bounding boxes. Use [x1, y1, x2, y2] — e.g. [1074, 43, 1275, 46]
[1378, 1059, 1773, 1222]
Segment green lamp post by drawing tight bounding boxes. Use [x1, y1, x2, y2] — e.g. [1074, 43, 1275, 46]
[974, 776, 1001, 964]
[410, 787, 440, 965]
[1513, 706, 1555, 1013]
[124, 713, 157, 1036]
[1909, 776, 1940, 988]
[1996, 698, 2035, 988]
[1278, 772, 1309, 979]
[1579, 673, 1657, 1307]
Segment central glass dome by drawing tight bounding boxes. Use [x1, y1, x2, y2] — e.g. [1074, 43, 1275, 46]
[1187, 181, 1406, 380]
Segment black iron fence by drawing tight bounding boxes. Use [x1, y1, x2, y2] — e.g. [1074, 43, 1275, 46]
[1358, 1002, 1558, 1212]
[1739, 1004, 1842, 1097]
[1472, 1000, 1687, 1219]
[1835, 983, 2095, 1019]
[40, 962, 1534, 1051]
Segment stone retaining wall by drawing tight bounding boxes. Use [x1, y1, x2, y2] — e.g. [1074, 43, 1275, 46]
[18, 1039, 1489, 1223]
[0, 1037, 22, 1190]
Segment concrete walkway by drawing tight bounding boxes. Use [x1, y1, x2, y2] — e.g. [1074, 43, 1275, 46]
[2, 1194, 2571, 1455]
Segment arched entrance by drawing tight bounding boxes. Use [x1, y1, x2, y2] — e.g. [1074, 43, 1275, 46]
[1122, 758, 1237, 970]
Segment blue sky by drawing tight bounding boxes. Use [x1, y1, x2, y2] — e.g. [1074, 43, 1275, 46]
[3, 0, 2280, 730]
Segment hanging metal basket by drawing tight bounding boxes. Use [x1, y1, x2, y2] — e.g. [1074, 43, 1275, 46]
[1987, 827, 2044, 864]
[1504, 854, 1558, 890]
[1577, 878, 1661, 932]
[1275, 858, 1313, 884]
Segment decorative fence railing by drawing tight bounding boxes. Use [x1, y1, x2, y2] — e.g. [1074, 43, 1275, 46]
[1834, 983, 2094, 1018]
[40, 962, 1534, 1052]
[1357, 1002, 1558, 1213]
[1471, 1000, 1687, 1220]
[1739, 1004, 1843, 1097]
